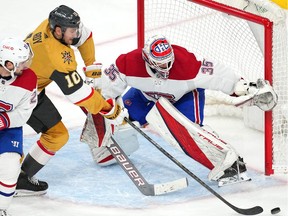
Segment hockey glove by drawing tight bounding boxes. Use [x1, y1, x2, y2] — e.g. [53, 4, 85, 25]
[233, 78, 278, 111]
[100, 97, 129, 126]
[251, 79, 278, 111]
[83, 62, 102, 90]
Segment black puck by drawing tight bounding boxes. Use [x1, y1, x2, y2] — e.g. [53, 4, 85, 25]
[271, 207, 281, 214]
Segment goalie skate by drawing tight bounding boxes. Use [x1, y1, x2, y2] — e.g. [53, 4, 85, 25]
[218, 172, 251, 187]
[217, 157, 251, 187]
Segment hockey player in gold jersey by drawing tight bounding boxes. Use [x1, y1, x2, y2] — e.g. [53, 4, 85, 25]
[15, 5, 128, 196]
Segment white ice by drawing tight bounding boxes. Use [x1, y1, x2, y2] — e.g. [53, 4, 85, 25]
[1, 0, 287, 215]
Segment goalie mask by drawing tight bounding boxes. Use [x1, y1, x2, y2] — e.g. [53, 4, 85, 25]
[0, 38, 34, 77]
[142, 35, 175, 79]
[49, 5, 82, 44]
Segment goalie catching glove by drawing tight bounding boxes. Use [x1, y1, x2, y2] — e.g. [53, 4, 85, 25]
[100, 97, 129, 126]
[233, 78, 278, 111]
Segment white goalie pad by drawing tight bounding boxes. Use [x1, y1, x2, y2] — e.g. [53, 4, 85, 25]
[146, 97, 239, 181]
[80, 113, 139, 166]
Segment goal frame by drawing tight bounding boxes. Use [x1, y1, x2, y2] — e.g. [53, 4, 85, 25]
[137, 0, 275, 175]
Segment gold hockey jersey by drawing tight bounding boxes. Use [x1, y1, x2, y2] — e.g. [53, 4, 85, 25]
[25, 19, 110, 114]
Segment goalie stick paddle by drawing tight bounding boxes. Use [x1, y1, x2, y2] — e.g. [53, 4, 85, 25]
[108, 137, 188, 196]
[125, 117, 263, 215]
[80, 107, 188, 196]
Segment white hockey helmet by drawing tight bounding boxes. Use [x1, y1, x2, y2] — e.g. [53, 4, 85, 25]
[142, 34, 174, 79]
[0, 38, 33, 77]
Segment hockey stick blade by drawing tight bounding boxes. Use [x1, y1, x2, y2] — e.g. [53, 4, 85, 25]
[125, 117, 263, 215]
[109, 136, 188, 196]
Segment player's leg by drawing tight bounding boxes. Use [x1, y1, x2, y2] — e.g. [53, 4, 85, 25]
[16, 91, 68, 196]
[80, 112, 140, 166]
[174, 88, 205, 126]
[0, 127, 22, 214]
[123, 87, 155, 126]
[80, 88, 149, 166]
[147, 95, 249, 185]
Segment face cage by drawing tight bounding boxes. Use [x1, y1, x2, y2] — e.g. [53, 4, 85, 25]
[149, 55, 174, 79]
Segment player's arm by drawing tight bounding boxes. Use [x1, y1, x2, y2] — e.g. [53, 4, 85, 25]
[0, 71, 38, 130]
[4, 89, 37, 129]
[192, 58, 277, 111]
[74, 23, 96, 66]
[50, 69, 110, 113]
[99, 51, 132, 99]
[192, 58, 242, 95]
[50, 69, 127, 125]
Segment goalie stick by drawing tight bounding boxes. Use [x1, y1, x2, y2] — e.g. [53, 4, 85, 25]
[125, 117, 263, 215]
[80, 107, 188, 196]
[108, 136, 188, 196]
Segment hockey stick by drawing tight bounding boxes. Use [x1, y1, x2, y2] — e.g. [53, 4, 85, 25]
[108, 136, 188, 196]
[80, 107, 188, 196]
[125, 117, 263, 215]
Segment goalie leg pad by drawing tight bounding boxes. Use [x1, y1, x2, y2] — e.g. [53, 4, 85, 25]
[146, 97, 240, 181]
[81, 113, 139, 166]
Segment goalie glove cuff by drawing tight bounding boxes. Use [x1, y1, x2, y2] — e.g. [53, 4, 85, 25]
[234, 79, 258, 96]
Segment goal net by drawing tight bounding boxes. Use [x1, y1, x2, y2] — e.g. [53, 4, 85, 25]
[137, 0, 288, 175]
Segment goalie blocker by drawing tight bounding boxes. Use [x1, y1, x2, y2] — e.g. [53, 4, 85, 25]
[146, 97, 250, 186]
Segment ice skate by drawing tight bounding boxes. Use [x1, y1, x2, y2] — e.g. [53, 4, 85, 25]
[14, 172, 48, 197]
[218, 157, 251, 187]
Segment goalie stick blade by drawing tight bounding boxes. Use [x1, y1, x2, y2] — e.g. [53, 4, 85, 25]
[109, 137, 188, 196]
[153, 178, 188, 195]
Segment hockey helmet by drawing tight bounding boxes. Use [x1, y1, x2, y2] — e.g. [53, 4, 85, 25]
[0, 38, 33, 77]
[49, 5, 81, 32]
[142, 34, 174, 79]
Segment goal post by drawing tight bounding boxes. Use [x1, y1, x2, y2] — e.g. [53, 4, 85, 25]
[137, 0, 288, 175]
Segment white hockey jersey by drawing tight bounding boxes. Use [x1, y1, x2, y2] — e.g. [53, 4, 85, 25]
[0, 69, 37, 129]
[102, 45, 242, 103]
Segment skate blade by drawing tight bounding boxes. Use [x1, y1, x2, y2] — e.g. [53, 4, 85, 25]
[14, 189, 47, 197]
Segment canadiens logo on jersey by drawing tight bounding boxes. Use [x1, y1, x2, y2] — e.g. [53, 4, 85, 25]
[144, 91, 176, 103]
[150, 38, 172, 60]
[61, 51, 73, 64]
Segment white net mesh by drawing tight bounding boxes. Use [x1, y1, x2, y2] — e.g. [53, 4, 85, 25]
[141, 0, 288, 173]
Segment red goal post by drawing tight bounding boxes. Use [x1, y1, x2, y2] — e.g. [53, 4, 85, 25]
[137, 0, 288, 175]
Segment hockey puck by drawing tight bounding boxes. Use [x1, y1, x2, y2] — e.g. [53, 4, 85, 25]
[271, 207, 281, 214]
